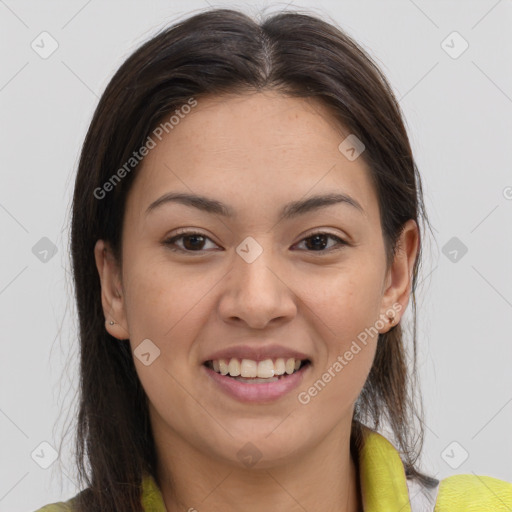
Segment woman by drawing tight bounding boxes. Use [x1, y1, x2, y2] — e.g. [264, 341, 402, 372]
[35, 7, 511, 512]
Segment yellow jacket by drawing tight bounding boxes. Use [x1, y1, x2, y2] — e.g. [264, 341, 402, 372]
[34, 429, 512, 511]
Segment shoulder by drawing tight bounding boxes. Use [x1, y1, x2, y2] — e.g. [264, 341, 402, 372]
[435, 473, 512, 510]
[33, 493, 80, 512]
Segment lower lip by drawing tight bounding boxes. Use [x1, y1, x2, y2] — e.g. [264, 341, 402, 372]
[202, 363, 310, 403]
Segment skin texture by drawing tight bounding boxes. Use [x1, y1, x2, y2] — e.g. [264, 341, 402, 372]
[94, 90, 419, 512]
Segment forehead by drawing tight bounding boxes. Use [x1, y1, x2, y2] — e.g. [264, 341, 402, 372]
[125, 91, 378, 223]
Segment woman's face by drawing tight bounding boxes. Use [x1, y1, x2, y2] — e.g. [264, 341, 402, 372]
[96, 90, 417, 468]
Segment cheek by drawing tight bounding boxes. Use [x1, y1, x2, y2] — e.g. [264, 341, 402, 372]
[121, 260, 216, 431]
[296, 262, 382, 400]
[299, 261, 384, 342]
[122, 255, 213, 339]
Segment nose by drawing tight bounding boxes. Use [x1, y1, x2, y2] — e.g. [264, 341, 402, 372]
[217, 241, 297, 329]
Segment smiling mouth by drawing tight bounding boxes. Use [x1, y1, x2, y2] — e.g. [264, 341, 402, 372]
[204, 357, 311, 383]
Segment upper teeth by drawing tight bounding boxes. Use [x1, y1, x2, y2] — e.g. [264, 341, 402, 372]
[211, 358, 302, 378]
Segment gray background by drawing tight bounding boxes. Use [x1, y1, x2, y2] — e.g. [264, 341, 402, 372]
[1, 0, 511, 510]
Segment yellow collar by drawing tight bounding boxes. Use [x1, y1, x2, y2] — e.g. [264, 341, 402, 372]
[358, 427, 412, 511]
[140, 428, 411, 511]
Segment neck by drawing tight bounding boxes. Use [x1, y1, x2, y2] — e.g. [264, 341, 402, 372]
[153, 420, 362, 512]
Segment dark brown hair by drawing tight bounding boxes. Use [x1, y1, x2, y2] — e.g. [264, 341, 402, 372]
[68, 7, 437, 510]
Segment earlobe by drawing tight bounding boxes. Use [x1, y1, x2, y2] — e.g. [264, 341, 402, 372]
[94, 239, 130, 340]
[378, 219, 419, 333]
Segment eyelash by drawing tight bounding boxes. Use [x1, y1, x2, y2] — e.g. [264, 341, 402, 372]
[163, 230, 348, 255]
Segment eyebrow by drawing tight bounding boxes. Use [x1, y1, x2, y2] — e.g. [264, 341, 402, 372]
[145, 191, 364, 220]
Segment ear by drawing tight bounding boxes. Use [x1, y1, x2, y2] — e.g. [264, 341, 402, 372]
[94, 239, 130, 340]
[378, 219, 419, 333]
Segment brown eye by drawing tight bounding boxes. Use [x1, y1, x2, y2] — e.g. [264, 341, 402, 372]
[295, 232, 347, 252]
[163, 231, 347, 255]
[163, 232, 219, 253]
